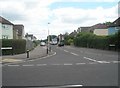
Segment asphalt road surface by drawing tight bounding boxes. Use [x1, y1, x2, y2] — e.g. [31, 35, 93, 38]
[2, 45, 119, 87]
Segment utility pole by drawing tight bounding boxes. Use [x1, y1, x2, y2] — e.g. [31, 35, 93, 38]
[47, 22, 50, 54]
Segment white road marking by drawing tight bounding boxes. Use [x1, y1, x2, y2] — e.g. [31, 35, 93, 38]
[84, 57, 111, 64]
[112, 61, 120, 63]
[7, 65, 20, 67]
[64, 50, 69, 53]
[70, 52, 79, 56]
[76, 63, 86, 65]
[64, 63, 73, 65]
[61, 84, 83, 87]
[22, 64, 34, 67]
[97, 61, 110, 64]
[84, 57, 99, 63]
[36, 64, 47, 66]
[7, 60, 118, 67]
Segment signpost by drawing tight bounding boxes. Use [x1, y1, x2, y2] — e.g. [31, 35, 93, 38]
[1, 47, 13, 55]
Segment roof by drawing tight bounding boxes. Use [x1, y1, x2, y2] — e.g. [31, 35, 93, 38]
[0, 16, 13, 25]
[33, 36, 37, 39]
[25, 34, 33, 38]
[80, 27, 91, 32]
[70, 30, 77, 36]
[89, 23, 108, 32]
[109, 17, 120, 27]
[13, 25, 24, 36]
[91, 23, 108, 29]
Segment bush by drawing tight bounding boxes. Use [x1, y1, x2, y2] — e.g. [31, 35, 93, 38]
[33, 40, 39, 47]
[68, 39, 74, 45]
[74, 32, 118, 50]
[64, 31, 119, 51]
[2, 39, 26, 55]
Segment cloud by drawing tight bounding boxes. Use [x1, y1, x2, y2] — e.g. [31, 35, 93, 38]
[0, 1, 26, 21]
[52, 5, 118, 25]
[57, 0, 118, 2]
[0, 0, 118, 39]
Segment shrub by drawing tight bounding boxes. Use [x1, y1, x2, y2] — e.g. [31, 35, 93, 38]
[2, 39, 26, 55]
[74, 32, 117, 50]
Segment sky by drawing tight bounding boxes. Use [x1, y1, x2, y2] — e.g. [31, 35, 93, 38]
[0, 0, 119, 40]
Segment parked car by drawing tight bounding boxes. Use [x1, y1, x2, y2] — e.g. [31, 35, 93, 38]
[40, 42, 46, 46]
[58, 41, 64, 47]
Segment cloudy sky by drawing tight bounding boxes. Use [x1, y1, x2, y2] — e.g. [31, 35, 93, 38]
[0, 0, 119, 39]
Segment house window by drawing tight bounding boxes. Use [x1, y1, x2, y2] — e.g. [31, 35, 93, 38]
[2, 25, 9, 29]
[115, 27, 120, 30]
[16, 29, 19, 35]
[2, 35, 8, 39]
[2, 25, 6, 29]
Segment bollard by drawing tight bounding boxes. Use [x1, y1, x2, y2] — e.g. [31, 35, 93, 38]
[47, 48, 48, 54]
[27, 50, 29, 58]
[49, 46, 51, 52]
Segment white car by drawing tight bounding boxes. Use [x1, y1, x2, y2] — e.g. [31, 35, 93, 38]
[40, 42, 46, 46]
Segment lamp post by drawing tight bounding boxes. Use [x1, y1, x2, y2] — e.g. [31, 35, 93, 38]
[47, 22, 50, 54]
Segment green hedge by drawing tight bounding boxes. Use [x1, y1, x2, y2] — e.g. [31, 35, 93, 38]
[2, 39, 26, 55]
[64, 35, 74, 45]
[74, 32, 119, 51]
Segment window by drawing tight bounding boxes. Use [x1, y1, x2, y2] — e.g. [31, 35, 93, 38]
[2, 35, 8, 39]
[2, 25, 9, 29]
[2, 25, 5, 29]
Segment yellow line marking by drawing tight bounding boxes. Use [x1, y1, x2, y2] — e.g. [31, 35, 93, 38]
[2, 58, 22, 62]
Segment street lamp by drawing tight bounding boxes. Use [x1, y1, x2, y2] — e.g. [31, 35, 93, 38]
[47, 22, 50, 54]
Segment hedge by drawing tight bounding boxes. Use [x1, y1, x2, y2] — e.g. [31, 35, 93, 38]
[74, 32, 119, 51]
[2, 39, 26, 55]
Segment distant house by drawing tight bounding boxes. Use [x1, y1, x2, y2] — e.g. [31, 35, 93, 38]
[33, 36, 37, 41]
[58, 34, 64, 42]
[0, 16, 14, 39]
[13, 24, 25, 39]
[70, 30, 77, 37]
[77, 27, 91, 33]
[25, 33, 34, 41]
[90, 23, 108, 36]
[108, 17, 120, 35]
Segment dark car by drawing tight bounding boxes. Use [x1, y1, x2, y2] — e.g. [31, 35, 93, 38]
[58, 41, 64, 47]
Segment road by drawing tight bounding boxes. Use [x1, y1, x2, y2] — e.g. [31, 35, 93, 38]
[2, 45, 119, 87]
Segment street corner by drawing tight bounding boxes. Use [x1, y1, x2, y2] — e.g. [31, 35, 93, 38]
[1, 58, 23, 63]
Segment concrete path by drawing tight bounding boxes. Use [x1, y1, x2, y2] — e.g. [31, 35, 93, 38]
[1, 46, 47, 64]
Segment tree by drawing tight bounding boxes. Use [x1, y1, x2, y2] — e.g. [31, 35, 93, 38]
[103, 22, 112, 26]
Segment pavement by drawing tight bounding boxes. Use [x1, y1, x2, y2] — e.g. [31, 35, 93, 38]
[1, 45, 49, 64]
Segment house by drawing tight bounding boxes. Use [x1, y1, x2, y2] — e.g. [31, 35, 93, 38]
[77, 24, 108, 36]
[58, 34, 64, 42]
[69, 30, 77, 37]
[13, 24, 25, 39]
[108, 17, 120, 35]
[77, 27, 91, 33]
[33, 36, 37, 41]
[90, 23, 108, 36]
[0, 16, 14, 39]
[25, 33, 34, 41]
